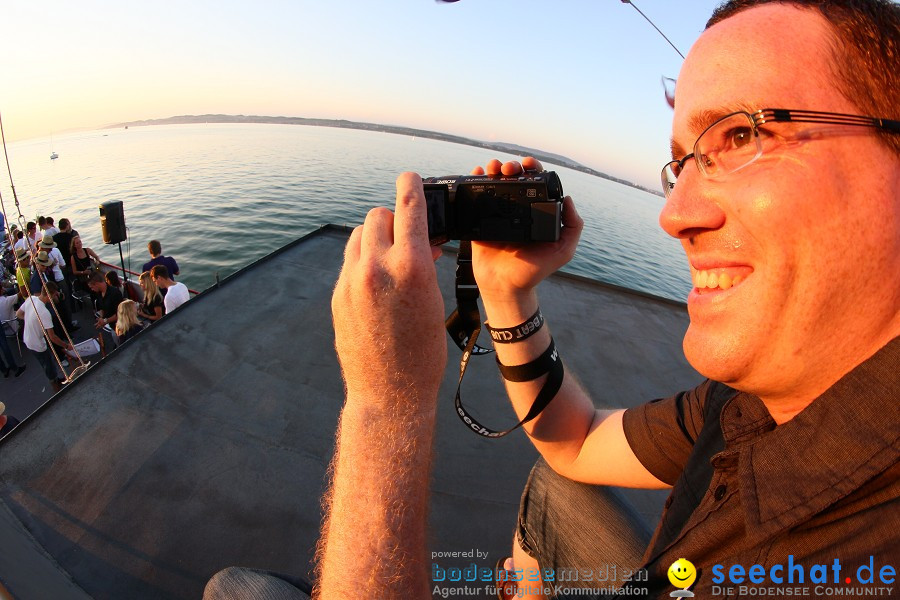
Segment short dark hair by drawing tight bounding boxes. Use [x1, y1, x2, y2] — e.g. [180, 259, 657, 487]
[707, 0, 900, 154]
[14, 230, 23, 240]
[46, 217, 54, 226]
[58, 218, 70, 230]
[151, 264, 170, 280]
[37, 216, 46, 227]
[88, 271, 106, 285]
[44, 281, 59, 296]
[105, 271, 120, 287]
[26, 221, 35, 231]
[148, 240, 162, 256]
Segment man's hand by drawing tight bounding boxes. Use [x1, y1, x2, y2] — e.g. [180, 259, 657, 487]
[319, 173, 447, 599]
[469, 157, 583, 304]
[332, 172, 447, 407]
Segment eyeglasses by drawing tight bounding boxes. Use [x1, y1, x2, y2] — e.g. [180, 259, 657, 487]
[661, 108, 900, 198]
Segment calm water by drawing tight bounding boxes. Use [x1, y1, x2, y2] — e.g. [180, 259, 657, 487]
[5, 124, 690, 300]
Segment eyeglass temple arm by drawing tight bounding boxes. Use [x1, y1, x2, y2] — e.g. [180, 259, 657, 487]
[755, 109, 900, 133]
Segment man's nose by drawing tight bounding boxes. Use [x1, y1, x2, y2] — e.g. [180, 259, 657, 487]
[658, 167, 726, 240]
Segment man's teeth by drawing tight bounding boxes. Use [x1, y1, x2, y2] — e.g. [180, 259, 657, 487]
[692, 269, 743, 290]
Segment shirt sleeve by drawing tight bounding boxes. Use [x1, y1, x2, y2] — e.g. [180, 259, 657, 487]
[621, 380, 717, 486]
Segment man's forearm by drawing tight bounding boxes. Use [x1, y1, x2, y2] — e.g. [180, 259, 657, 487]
[480, 289, 601, 472]
[316, 399, 436, 599]
[46, 329, 68, 349]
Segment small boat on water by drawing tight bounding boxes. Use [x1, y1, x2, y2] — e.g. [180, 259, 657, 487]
[50, 151, 58, 160]
[0, 225, 701, 599]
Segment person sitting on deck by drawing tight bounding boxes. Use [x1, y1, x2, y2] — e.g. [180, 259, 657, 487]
[142, 240, 179, 280]
[206, 1, 899, 598]
[16, 282, 72, 393]
[105, 270, 125, 299]
[151, 265, 189, 314]
[115, 299, 143, 343]
[138, 271, 164, 323]
[88, 271, 123, 331]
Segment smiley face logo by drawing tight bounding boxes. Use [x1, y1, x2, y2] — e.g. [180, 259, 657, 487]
[667, 558, 697, 589]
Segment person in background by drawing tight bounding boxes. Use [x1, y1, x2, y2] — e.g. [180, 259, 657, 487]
[151, 265, 189, 314]
[115, 299, 143, 343]
[14, 248, 30, 298]
[105, 271, 124, 297]
[87, 271, 123, 330]
[69, 235, 100, 295]
[38, 235, 73, 317]
[53, 218, 79, 280]
[138, 271, 164, 322]
[43, 216, 59, 237]
[0, 401, 21, 437]
[28, 220, 41, 249]
[0, 289, 26, 378]
[29, 251, 55, 295]
[17, 282, 71, 393]
[13, 228, 29, 253]
[142, 240, 179, 280]
[30, 250, 76, 334]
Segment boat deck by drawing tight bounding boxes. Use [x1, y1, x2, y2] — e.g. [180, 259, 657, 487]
[2, 287, 115, 429]
[0, 225, 702, 599]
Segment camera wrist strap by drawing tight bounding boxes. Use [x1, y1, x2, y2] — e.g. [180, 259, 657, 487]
[445, 242, 562, 438]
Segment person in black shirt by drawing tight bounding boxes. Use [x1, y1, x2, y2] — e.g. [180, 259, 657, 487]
[87, 271, 123, 330]
[52, 218, 79, 279]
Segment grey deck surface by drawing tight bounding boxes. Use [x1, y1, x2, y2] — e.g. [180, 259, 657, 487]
[0, 225, 702, 599]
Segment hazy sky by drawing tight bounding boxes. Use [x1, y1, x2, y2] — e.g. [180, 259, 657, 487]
[2, 0, 723, 189]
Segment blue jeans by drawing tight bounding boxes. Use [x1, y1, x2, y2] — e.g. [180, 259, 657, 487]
[33, 348, 59, 381]
[515, 458, 652, 598]
[204, 567, 312, 600]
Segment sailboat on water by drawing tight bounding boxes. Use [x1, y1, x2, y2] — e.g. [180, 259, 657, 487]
[50, 133, 58, 160]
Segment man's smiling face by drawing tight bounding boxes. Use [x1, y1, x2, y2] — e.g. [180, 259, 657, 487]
[659, 5, 900, 408]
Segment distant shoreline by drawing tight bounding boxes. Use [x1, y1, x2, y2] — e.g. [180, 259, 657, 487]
[109, 114, 663, 197]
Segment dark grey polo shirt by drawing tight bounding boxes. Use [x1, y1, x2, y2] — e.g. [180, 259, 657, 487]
[621, 337, 899, 598]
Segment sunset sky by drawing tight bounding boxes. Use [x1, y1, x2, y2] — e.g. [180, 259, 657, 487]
[1, 1, 722, 188]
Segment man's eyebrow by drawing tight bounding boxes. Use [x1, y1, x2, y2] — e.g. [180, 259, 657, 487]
[669, 104, 759, 160]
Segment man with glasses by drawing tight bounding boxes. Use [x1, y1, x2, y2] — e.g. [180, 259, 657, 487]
[206, 1, 898, 598]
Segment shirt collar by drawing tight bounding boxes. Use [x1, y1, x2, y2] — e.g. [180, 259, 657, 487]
[733, 337, 900, 543]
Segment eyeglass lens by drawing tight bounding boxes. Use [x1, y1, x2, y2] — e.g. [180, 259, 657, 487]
[661, 112, 764, 197]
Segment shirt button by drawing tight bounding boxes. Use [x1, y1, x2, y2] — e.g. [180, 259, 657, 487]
[714, 484, 728, 501]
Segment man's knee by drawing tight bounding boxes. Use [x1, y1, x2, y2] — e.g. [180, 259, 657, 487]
[203, 567, 311, 600]
[516, 457, 651, 583]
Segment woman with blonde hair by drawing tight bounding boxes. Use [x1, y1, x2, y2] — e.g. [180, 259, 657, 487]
[115, 299, 143, 343]
[138, 271, 164, 322]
